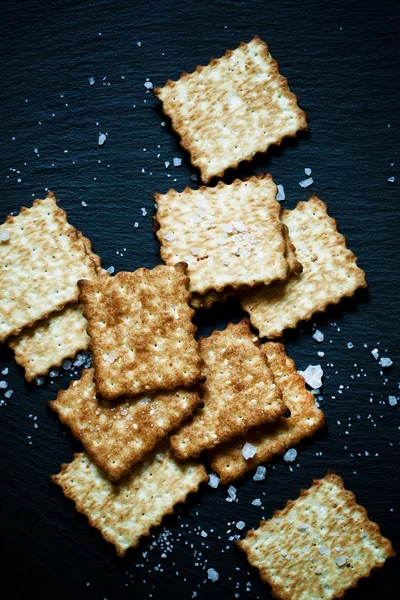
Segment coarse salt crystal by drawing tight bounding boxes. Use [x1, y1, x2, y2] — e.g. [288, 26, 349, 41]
[234, 221, 247, 233]
[252, 498, 262, 506]
[1, 368, 8, 375]
[335, 556, 347, 567]
[236, 521, 245, 530]
[347, 342, 354, 349]
[137, 41, 142, 47]
[98, 133, 107, 146]
[223, 223, 234, 234]
[88, 77, 95, 85]
[164, 233, 175, 241]
[226, 485, 237, 502]
[299, 177, 313, 188]
[315, 566, 322, 575]
[138, 396, 151, 405]
[156, 453, 164, 461]
[35, 377, 45, 386]
[173, 157, 182, 167]
[304, 167, 312, 176]
[144, 81, 153, 90]
[141, 207, 147, 216]
[242, 442, 257, 459]
[49, 369, 59, 378]
[62, 359, 72, 371]
[283, 448, 297, 462]
[388, 176, 395, 183]
[276, 184, 285, 201]
[388, 395, 397, 406]
[371, 348, 379, 360]
[317, 351, 325, 357]
[319, 545, 329, 556]
[106, 266, 115, 274]
[253, 466, 266, 481]
[379, 357, 393, 368]
[313, 330, 324, 342]
[200, 530, 208, 537]
[0, 381, 7, 389]
[298, 364, 323, 389]
[207, 568, 219, 582]
[0, 230, 10, 241]
[103, 353, 116, 363]
[4, 390, 13, 399]
[208, 473, 220, 489]
[165, 161, 170, 168]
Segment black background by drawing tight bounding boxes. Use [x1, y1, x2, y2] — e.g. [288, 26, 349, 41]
[0, 0, 399, 598]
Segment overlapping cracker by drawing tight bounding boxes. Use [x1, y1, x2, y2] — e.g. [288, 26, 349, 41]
[155, 175, 290, 296]
[169, 320, 287, 460]
[237, 473, 395, 600]
[78, 264, 201, 400]
[49, 368, 201, 483]
[51, 448, 208, 556]
[242, 197, 367, 338]
[0, 192, 100, 343]
[209, 342, 325, 483]
[154, 36, 307, 183]
[9, 303, 89, 381]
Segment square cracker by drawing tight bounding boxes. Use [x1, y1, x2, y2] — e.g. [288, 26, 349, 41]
[169, 320, 287, 460]
[241, 196, 367, 338]
[9, 303, 89, 382]
[154, 35, 307, 183]
[209, 342, 325, 483]
[0, 192, 100, 342]
[78, 264, 202, 400]
[237, 473, 395, 600]
[52, 448, 207, 556]
[155, 174, 290, 296]
[49, 368, 201, 483]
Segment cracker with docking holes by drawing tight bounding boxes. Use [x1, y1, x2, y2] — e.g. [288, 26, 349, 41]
[52, 448, 207, 556]
[9, 303, 89, 382]
[155, 175, 290, 296]
[241, 197, 367, 338]
[154, 36, 307, 183]
[237, 473, 395, 600]
[169, 320, 287, 460]
[209, 342, 325, 483]
[78, 264, 202, 400]
[0, 192, 100, 343]
[49, 368, 201, 483]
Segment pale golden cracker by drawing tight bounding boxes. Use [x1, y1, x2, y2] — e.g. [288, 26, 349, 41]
[78, 264, 201, 400]
[169, 320, 287, 460]
[154, 36, 307, 183]
[0, 192, 99, 342]
[49, 368, 201, 483]
[209, 342, 325, 483]
[51, 448, 208, 556]
[241, 197, 367, 338]
[237, 473, 395, 600]
[155, 175, 289, 296]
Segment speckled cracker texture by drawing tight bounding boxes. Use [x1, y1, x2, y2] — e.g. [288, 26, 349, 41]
[155, 175, 290, 295]
[78, 264, 202, 400]
[0, 192, 100, 343]
[169, 320, 287, 460]
[209, 342, 325, 483]
[49, 368, 201, 483]
[51, 448, 208, 556]
[154, 35, 307, 183]
[237, 473, 395, 600]
[241, 197, 367, 338]
[9, 303, 89, 382]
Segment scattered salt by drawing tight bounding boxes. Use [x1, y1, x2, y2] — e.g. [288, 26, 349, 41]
[88, 77, 95, 85]
[317, 351, 325, 357]
[144, 81, 153, 90]
[137, 41, 142, 47]
[371, 348, 379, 360]
[102, 353, 116, 364]
[98, 133, 107, 146]
[236, 521, 245, 530]
[1, 368, 8, 375]
[81, 201, 87, 207]
[173, 157, 182, 167]
[4, 390, 13, 399]
[0, 230, 10, 242]
[388, 176, 395, 183]
[304, 167, 312, 176]
[234, 221, 247, 233]
[207, 568, 219, 582]
[313, 330, 324, 342]
[35, 377, 45, 386]
[226, 485, 237, 502]
[388, 395, 397, 407]
[347, 342, 354, 349]
[165, 161, 170, 168]
[242, 442, 257, 460]
[106, 266, 115, 274]
[299, 177, 313, 188]
[253, 466, 266, 481]
[49, 369, 59, 378]
[252, 498, 262, 506]
[164, 233, 175, 241]
[319, 545, 329, 556]
[379, 357, 393, 368]
[276, 184, 285, 201]
[0, 381, 8, 389]
[283, 448, 297, 463]
[335, 556, 347, 567]
[62, 359, 72, 371]
[200, 530, 208, 538]
[207, 474, 220, 489]
[298, 364, 323, 389]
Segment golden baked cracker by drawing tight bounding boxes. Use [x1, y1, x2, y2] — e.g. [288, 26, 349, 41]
[209, 342, 325, 483]
[78, 264, 201, 400]
[0, 192, 100, 342]
[9, 303, 89, 382]
[169, 320, 287, 460]
[155, 175, 290, 296]
[241, 197, 367, 338]
[49, 368, 201, 483]
[237, 473, 395, 600]
[51, 448, 208, 556]
[154, 36, 307, 183]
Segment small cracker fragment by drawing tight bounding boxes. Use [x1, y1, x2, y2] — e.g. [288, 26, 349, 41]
[241, 197, 367, 338]
[155, 175, 290, 295]
[9, 303, 89, 382]
[0, 192, 100, 342]
[154, 35, 307, 183]
[49, 368, 201, 483]
[237, 473, 395, 600]
[52, 448, 208, 556]
[78, 264, 201, 400]
[169, 320, 287, 460]
[209, 342, 325, 483]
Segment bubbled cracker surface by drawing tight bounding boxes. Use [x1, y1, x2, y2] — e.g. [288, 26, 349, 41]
[209, 342, 325, 483]
[169, 320, 286, 460]
[79, 265, 201, 400]
[9, 303, 89, 381]
[0, 193, 99, 342]
[52, 449, 208, 556]
[49, 368, 201, 483]
[241, 197, 367, 338]
[156, 175, 289, 295]
[154, 36, 307, 183]
[238, 473, 395, 600]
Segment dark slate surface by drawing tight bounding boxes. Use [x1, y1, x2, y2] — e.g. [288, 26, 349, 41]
[0, 0, 399, 598]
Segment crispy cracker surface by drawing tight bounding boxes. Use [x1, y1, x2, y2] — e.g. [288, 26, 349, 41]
[209, 342, 325, 483]
[170, 320, 286, 460]
[241, 197, 367, 338]
[9, 303, 89, 382]
[154, 36, 307, 183]
[155, 175, 289, 295]
[49, 368, 201, 483]
[52, 448, 207, 556]
[79, 264, 201, 400]
[237, 473, 395, 600]
[0, 193, 99, 342]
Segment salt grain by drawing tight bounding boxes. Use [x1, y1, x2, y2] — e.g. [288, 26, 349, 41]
[379, 357, 393, 368]
[207, 568, 219, 582]
[242, 442, 257, 460]
[236, 521, 245, 530]
[88, 77, 95, 86]
[299, 177, 313, 188]
[35, 377, 45, 386]
[1, 368, 8, 375]
[388, 395, 398, 406]
[283, 448, 297, 463]
[371, 348, 379, 360]
[335, 556, 347, 567]
[276, 184, 285, 201]
[313, 330, 324, 342]
[298, 364, 323, 389]
[98, 133, 107, 146]
[144, 81, 153, 90]
[226, 486, 237, 502]
[388, 176, 395, 183]
[252, 498, 262, 506]
[207, 473, 220, 489]
[347, 342, 354, 349]
[102, 353, 116, 364]
[173, 157, 182, 167]
[106, 266, 115, 274]
[304, 167, 312, 176]
[0, 381, 8, 389]
[0, 230, 10, 242]
[253, 466, 266, 481]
